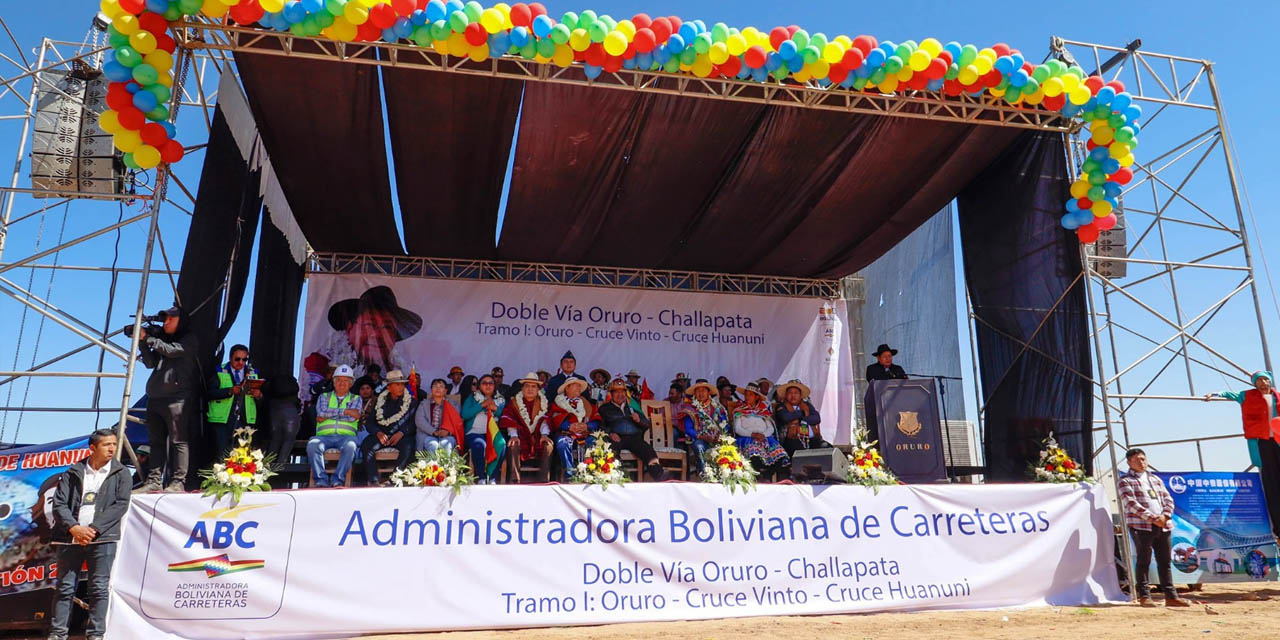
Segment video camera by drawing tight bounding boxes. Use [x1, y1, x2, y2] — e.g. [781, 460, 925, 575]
[122, 309, 171, 338]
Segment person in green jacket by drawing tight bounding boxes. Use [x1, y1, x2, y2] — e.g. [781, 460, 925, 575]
[206, 344, 260, 455]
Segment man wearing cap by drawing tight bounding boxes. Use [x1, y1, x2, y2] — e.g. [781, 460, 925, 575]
[205, 344, 261, 457]
[774, 379, 831, 457]
[499, 373, 553, 482]
[492, 367, 512, 400]
[866, 344, 908, 381]
[319, 286, 422, 376]
[598, 379, 666, 482]
[132, 305, 199, 494]
[359, 370, 417, 485]
[1206, 371, 1280, 539]
[588, 368, 611, 405]
[547, 377, 599, 481]
[546, 350, 587, 402]
[306, 365, 362, 488]
[445, 366, 465, 410]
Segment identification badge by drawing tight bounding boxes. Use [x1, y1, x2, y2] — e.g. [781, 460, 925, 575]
[84, 491, 97, 505]
[1146, 489, 1158, 498]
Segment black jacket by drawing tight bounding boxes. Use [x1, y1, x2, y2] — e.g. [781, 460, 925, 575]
[865, 363, 908, 382]
[139, 332, 202, 399]
[362, 391, 417, 436]
[597, 401, 651, 436]
[51, 459, 132, 544]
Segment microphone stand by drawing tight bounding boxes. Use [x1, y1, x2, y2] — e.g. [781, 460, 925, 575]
[909, 373, 964, 482]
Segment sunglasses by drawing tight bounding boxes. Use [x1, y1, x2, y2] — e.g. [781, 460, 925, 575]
[232, 357, 248, 362]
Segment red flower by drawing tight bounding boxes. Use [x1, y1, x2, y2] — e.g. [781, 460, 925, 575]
[1045, 463, 1055, 471]
[246, 462, 257, 473]
[435, 472, 446, 482]
[585, 457, 593, 465]
[1064, 460, 1076, 470]
[601, 464, 611, 473]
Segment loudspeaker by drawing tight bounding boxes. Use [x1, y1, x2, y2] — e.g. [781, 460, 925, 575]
[29, 68, 123, 197]
[790, 447, 848, 483]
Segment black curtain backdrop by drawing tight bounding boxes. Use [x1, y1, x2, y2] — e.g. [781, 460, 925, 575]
[248, 211, 304, 386]
[175, 106, 262, 471]
[958, 131, 1093, 481]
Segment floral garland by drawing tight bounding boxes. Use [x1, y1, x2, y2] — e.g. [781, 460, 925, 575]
[374, 389, 412, 427]
[845, 428, 897, 490]
[515, 390, 549, 429]
[573, 437, 627, 488]
[701, 435, 757, 493]
[473, 390, 506, 413]
[1029, 432, 1088, 483]
[686, 396, 727, 438]
[199, 428, 276, 506]
[390, 448, 475, 494]
[554, 392, 588, 423]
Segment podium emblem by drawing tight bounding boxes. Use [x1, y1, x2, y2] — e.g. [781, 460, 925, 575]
[896, 411, 922, 437]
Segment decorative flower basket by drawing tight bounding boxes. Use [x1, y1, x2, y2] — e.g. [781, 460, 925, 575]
[389, 448, 475, 494]
[701, 435, 757, 493]
[572, 437, 628, 488]
[845, 428, 898, 490]
[199, 428, 276, 505]
[1029, 432, 1089, 483]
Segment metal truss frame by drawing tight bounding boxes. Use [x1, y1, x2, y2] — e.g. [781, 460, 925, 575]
[309, 252, 845, 299]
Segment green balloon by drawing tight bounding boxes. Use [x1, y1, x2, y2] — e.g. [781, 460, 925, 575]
[163, 5, 182, 21]
[577, 10, 596, 29]
[869, 68, 886, 84]
[560, 11, 578, 30]
[945, 63, 960, 81]
[598, 16, 616, 32]
[852, 76, 869, 89]
[1087, 186, 1106, 201]
[316, 12, 334, 28]
[411, 26, 432, 46]
[771, 67, 788, 81]
[996, 78, 1011, 91]
[1022, 78, 1039, 95]
[679, 47, 695, 65]
[1081, 159, 1100, 174]
[179, 0, 203, 14]
[146, 105, 169, 122]
[131, 63, 158, 85]
[587, 22, 607, 43]
[325, 0, 346, 16]
[116, 45, 142, 68]
[1115, 127, 1134, 143]
[147, 84, 171, 104]
[1127, 137, 1139, 150]
[693, 32, 712, 54]
[790, 29, 809, 49]
[448, 10, 468, 33]
[536, 37, 554, 58]
[109, 32, 130, 50]
[958, 44, 977, 67]
[800, 45, 819, 65]
[663, 57, 680, 73]
[1092, 105, 1111, 120]
[1031, 65, 1050, 83]
[895, 43, 911, 60]
[519, 41, 536, 60]
[885, 55, 903, 74]
[810, 33, 828, 52]
[429, 20, 449, 41]
[550, 23, 570, 45]
[463, 1, 483, 22]
[1005, 85, 1023, 102]
[1107, 113, 1126, 129]
[711, 23, 729, 43]
[1088, 171, 1107, 186]
[123, 152, 139, 170]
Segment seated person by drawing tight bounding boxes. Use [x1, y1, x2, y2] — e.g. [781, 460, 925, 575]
[499, 372, 553, 483]
[461, 374, 506, 484]
[718, 381, 740, 416]
[678, 379, 728, 475]
[546, 378, 599, 481]
[733, 382, 790, 482]
[598, 379, 666, 482]
[415, 378, 464, 455]
[588, 368, 611, 405]
[306, 365, 362, 488]
[773, 379, 831, 457]
[359, 370, 417, 485]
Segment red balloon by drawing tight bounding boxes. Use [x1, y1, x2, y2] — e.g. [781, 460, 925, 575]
[509, 3, 532, 27]
[1105, 80, 1125, 93]
[632, 13, 652, 29]
[1085, 139, 1099, 150]
[993, 43, 1011, 57]
[1021, 62, 1035, 74]
[464, 22, 487, 46]
[907, 74, 928, 91]
[841, 47, 864, 69]
[718, 56, 740, 78]
[160, 139, 185, 164]
[1043, 94, 1066, 111]
[943, 79, 963, 96]
[1076, 197, 1093, 211]
[155, 34, 176, 54]
[982, 70, 1002, 88]
[650, 17, 672, 42]
[1096, 213, 1118, 231]
[602, 55, 623, 73]
[355, 21, 380, 42]
[667, 17, 682, 34]
[584, 43, 605, 67]
[140, 122, 168, 147]
[852, 35, 877, 55]
[106, 85, 132, 112]
[1111, 167, 1133, 185]
[369, 3, 396, 29]
[633, 28, 656, 53]
[768, 27, 789, 50]
[622, 42, 636, 59]
[1084, 75, 1105, 92]
[1077, 223, 1100, 243]
[828, 63, 848, 84]
[118, 106, 145, 131]
[392, 0, 416, 16]
[229, 0, 265, 26]
[744, 45, 767, 68]
[118, 0, 146, 15]
[926, 57, 948, 80]
[528, 2, 547, 18]
[138, 12, 168, 36]
[785, 25, 800, 36]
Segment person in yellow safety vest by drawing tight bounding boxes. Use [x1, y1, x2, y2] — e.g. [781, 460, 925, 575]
[305, 364, 363, 488]
[206, 344, 261, 455]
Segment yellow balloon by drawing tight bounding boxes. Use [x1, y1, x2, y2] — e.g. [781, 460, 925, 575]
[357, 0, 378, 7]
[114, 130, 142, 153]
[977, 47, 996, 61]
[114, 15, 140, 36]
[811, 59, 829, 79]
[135, 144, 162, 169]
[1118, 153, 1135, 168]
[1091, 200, 1113, 217]
[896, 67, 913, 82]
[470, 43, 489, 62]
[552, 44, 574, 67]
[1024, 88, 1044, 105]
[973, 55, 993, 75]
[822, 42, 843, 64]
[707, 41, 729, 64]
[920, 38, 943, 57]
[260, 0, 284, 11]
[741, 27, 761, 42]
[615, 19, 636, 39]
[100, 0, 124, 20]
[129, 30, 157, 55]
[343, 2, 369, 25]
[988, 86, 1006, 98]
[834, 35, 852, 49]
[330, 16, 357, 41]
[1042, 77, 1064, 97]
[908, 49, 930, 72]
[201, 0, 230, 19]
[727, 33, 748, 56]
[144, 50, 175, 72]
[604, 31, 628, 56]
[569, 28, 590, 52]
[879, 76, 900, 93]
[691, 55, 714, 78]
[480, 8, 504, 33]
[793, 66, 811, 83]
[1108, 142, 1131, 159]
[534, 53, 550, 63]
[155, 71, 173, 88]
[1061, 74, 1081, 93]
[98, 109, 121, 134]
[958, 65, 979, 85]
[446, 32, 467, 55]
[1070, 180, 1090, 199]
[431, 39, 449, 55]
[1068, 86, 1091, 105]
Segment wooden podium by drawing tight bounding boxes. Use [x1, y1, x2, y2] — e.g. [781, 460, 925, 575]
[867, 379, 947, 483]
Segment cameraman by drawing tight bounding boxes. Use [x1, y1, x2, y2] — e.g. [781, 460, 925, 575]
[131, 305, 200, 493]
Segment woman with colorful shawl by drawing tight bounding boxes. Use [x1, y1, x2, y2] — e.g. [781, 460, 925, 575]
[461, 374, 506, 484]
[678, 379, 729, 476]
[732, 381, 790, 481]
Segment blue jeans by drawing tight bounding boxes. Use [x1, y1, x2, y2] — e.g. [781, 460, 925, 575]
[554, 435, 578, 481]
[417, 433, 457, 455]
[690, 438, 711, 473]
[466, 433, 495, 481]
[307, 434, 357, 486]
[49, 542, 116, 638]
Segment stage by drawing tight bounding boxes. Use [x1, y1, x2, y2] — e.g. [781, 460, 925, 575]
[106, 482, 1122, 639]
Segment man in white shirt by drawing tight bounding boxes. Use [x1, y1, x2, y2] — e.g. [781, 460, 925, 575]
[48, 429, 133, 640]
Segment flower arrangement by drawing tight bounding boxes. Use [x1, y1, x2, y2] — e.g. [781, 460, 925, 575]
[1029, 432, 1088, 483]
[701, 435, 757, 493]
[389, 448, 475, 494]
[199, 428, 276, 505]
[573, 437, 628, 488]
[845, 428, 898, 488]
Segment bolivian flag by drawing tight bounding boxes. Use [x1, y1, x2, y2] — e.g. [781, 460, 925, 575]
[485, 410, 506, 478]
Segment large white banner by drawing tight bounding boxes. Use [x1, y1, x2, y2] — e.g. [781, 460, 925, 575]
[107, 484, 1122, 639]
[301, 274, 856, 442]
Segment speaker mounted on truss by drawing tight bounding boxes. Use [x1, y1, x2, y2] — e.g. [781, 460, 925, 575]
[29, 66, 124, 199]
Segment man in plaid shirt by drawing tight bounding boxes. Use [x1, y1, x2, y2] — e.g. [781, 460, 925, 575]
[1118, 448, 1189, 607]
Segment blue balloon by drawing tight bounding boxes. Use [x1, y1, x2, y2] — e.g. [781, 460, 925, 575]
[489, 31, 509, 52]
[764, 52, 782, 72]
[944, 42, 962, 61]
[1010, 70, 1029, 87]
[636, 52, 652, 69]
[1061, 214, 1080, 230]
[444, 0, 464, 15]
[426, 1, 447, 22]
[865, 48, 886, 68]
[622, 57, 635, 70]
[394, 17, 413, 38]
[532, 14, 552, 38]
[160, 121, 176, 138]
[584, 64, 602, 80]
[1101, 158, 1121, 174]
[879, 42, 897, 57]
[1065, 199, 1081, 212]
[132, 90, 158, 112]
[654, 46, 670, 64]
[411, 9, 429, 26]
[1128, 121, 1141, 136]
[1010, 53, 1024, 70]
[1103, 182, 1122, 198]
[927, 78, 944, 91]
[840, 73, 856, 88]
[737, 64, 752, 80]
[678, 23, 697, 44]
[379, 28, 396, 42]
[283, 2, 307, 24]
[778, 40, 798, 60]
[1111, 92, 1132, 112]
[1095, 86, 1116, 105]
[145, 0, 168, 13]
[103, 60, 133, 82]
[666, 33, 685, 54]
[1122, 105, 1142, 123]
[1074, 210, 1096, 227]
[751, 66, 769, 83]
[302, 0, 324, 13]
[994, 56, 1013, 75]
[692, 20, 707, 33]
[854, 63, 872, 78]
[1061, 103, 1082, 117]
[1083, 97, 1098, 112]
[1089, 146, 1109, 161]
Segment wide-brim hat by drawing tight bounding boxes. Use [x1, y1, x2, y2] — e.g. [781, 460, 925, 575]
[775, 379, 810, 399]
[742, 381, 766, 401]
[625, 369, 641, 379]
[536, 368, 551, 377]
[558, 377, 589, 394]
[384, 369, 408, 384]
[515, 371, 543, 387]
[589, 368, 611, 381]
[327, 285, 422, 341]
[685, 380, 717, 397]
[873, 343, 898, 357]
[608, 378, 629, 392]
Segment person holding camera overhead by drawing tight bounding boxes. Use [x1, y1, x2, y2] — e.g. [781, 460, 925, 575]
[130, 305, 200, 493]
[205, 344, 261, 456]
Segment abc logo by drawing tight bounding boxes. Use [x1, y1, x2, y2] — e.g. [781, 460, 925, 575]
[1167, 475, 1187, 494]
[183, 520, 259, 549]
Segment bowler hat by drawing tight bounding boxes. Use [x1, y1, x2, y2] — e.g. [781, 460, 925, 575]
[327, 286, 422, 341]
[873, 344, 898, 357]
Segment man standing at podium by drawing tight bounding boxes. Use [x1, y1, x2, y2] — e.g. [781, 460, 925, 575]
[864, 344, 907, 443]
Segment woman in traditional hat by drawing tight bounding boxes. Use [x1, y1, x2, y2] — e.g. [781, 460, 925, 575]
[678, 379, 729, 476]
[733, 382, 790, 481]
[461, 374, 507, 484]
[546, 377, 598, 481]
[773, 379, 831, 457]
[499, 372, 553, 483]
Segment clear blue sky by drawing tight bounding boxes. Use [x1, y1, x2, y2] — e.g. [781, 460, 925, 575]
[1, 1, 1277, 474]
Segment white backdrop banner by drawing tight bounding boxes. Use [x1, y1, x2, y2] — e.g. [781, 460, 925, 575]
[300, 274, 856, 442]
[107, 484, 1122, 639]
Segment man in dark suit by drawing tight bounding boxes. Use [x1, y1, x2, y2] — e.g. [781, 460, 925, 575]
[866, 344, 908, 381]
